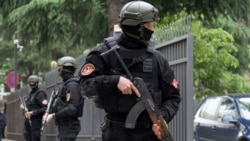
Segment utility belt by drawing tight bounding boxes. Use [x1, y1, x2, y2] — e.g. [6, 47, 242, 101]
[105, 115, 152, 130]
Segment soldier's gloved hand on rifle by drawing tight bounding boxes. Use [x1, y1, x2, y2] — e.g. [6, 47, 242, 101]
[117, 76, 140, 97]
[119, 76, 168, 140]
[45, 113, 55, 124]
[20, 104, 24, 110]
[152, 123, 162, 139]
[152, 121, 168, 140]
[20, 104, 32, 119]
[25, 111, 33, 119]
[42, 113, 48, 122]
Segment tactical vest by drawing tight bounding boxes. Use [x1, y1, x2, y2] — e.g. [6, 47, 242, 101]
[53, 78, 84, 117]
[26, 90, 45, 112]
[95, 37, 163, 113]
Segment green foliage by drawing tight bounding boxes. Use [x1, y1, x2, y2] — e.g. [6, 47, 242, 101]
[0, 58, 12, 84]
[155, 11, 250, 100]
[5, 0, 107, 50]
[192, 20, 250, 99]
[0, 0, 30, 18]
[0, 0, 108, 83]
[208, 15, 250, 74]
[146, 0, 250, 26]
[0, 40, 13, 62]
[154, 10, 191, 43]
[0, 39, 14, 84]
[0, 0, 249, 92]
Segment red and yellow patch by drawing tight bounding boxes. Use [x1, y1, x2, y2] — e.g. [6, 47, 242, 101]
[81, 63, 95, 76]
[172, 79, 178, 88]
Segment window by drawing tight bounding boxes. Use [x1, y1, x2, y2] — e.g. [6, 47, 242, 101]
[217, 98, 236, 121]
[238, 97, 250, 120]
[199, 97, 221, 120]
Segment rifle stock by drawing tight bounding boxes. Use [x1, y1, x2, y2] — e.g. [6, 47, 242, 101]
[133, 78, 172, 141]
[150, 114, 170, 138]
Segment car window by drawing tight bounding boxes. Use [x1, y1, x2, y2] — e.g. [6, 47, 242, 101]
[237, 97, 250, 120]
[217, 98, 236, 122]
[199, 97, 221, 120]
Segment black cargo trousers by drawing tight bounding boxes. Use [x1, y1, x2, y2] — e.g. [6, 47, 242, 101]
[24, 117, 42, 141]
[57, 118, 81, 141]
[101, 117, 160, 141]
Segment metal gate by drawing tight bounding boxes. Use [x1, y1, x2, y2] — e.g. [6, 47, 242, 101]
[156, 34, 193, 141]
[6, 16, 193, 141]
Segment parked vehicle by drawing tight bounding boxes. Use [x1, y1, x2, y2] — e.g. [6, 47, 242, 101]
[194, 94, 250, 141]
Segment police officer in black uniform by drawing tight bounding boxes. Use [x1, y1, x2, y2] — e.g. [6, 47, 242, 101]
[20, 75, 48, 141]
[78, 1, 181, 141]
[46, 56, 83, 141]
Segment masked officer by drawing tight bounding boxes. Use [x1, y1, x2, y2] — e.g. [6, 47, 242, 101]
[78, 1, 181, 141]
[20, 75, 48, 141]
[46, 56, 83, 141]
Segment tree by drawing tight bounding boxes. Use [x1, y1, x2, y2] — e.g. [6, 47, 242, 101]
[155, 11, 250, 100]
[105, 0, 127, 36]
[192, 20, 250, 100]
[0, 58, 12, 84]
[0, 0, 249, 85]
[208, 15, 250, 74]
[0, 0, 108, 83]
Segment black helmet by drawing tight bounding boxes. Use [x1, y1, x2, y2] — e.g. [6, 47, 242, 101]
[57, 56, 77, 76]
[57, 56, 77, 69]
[27, 75, 39, 82]
[27, 75, 39, 89]
[118, 1, 159, 26]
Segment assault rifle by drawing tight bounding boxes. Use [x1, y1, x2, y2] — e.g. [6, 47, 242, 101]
[40, 90, 58, 135]
[19, 91, 32, 126]
[101, 45, 173, 141]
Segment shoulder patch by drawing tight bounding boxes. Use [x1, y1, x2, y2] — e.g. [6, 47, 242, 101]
[81, 63, 95, 76]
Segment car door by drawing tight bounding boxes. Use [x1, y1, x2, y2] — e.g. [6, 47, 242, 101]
[212, 97, 239, 141]
[194, 97, 221, 141]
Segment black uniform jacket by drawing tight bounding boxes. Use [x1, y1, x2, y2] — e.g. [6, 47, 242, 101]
[26, 87, 47, 117]
[79, 34, 181, 123]
[55, 78, 82, 119]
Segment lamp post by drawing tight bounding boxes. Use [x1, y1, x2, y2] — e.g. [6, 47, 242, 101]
[13, 32, 23, 92]
[13, 32, 18, 92]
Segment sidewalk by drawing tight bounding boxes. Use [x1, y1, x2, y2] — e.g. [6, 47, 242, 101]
[3, 139, 16, 141]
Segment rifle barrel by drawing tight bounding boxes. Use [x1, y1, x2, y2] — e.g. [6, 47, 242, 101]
[19, 92, 32, 126]
[40, 90, 58, 135]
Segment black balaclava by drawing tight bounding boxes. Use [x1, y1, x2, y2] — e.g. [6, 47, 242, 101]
[122, 24, 154, 46]
[58, 66, 75, 81]
[29, 82, 38, 93]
